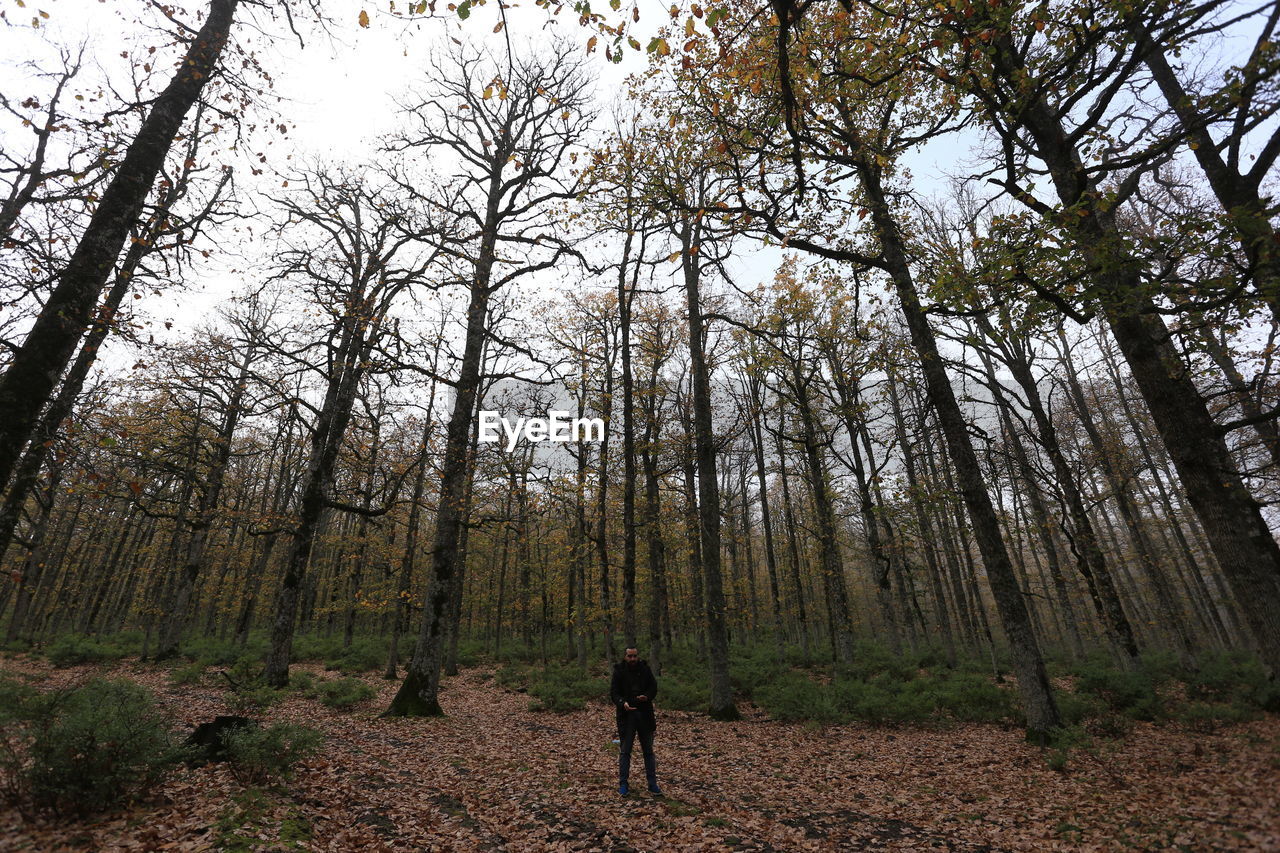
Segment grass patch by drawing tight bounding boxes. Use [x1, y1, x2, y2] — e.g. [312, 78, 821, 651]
[213, 787, 313, 851]
[323, 638, 388, 675]
[168, 661, 207, 686]
[527, 665, 602, 712]
[180, 634, 268, 667]
[43, 633, 141, 668]
[314, 677, 376, 710]
[493, 662, 603, 712]
[751, 666, 1019, 727]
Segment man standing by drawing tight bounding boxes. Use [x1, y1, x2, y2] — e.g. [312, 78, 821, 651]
[610, 646, 660, 797]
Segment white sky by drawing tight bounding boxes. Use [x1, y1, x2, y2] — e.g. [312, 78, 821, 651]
[0, 0, 976, 346]
[6, 0, 1265, 376]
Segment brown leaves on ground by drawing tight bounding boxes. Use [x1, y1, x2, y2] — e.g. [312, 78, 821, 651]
[1, 657, 1277, 851]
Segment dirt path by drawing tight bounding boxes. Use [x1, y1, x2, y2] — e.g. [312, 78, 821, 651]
[2, 660, 1278, 851]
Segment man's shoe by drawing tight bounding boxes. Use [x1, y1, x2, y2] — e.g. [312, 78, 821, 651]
[647, 783, 662, 796]
[619, 783, 629, 798]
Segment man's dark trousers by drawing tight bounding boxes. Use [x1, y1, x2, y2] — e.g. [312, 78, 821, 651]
[619, 709, 656, 788]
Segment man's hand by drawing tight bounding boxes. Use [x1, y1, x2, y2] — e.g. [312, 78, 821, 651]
[635, 695, 647, 702]
[623, 701, 635, 711]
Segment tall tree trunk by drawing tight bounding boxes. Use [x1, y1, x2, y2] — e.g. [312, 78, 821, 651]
[886, 369, 958, 663]
[790, 363, 855, 666]
[618, 234, 639, 649]
[990, 29, 1280, 676]
[979, 355, 1086, 659]
[680, 220, 737, 719]
[157, 351, 254, 659]
[641, 364, 670, 673]
[264, 319, 376, 687]
[825, 354, 900, 651]
[386, 207, 497, 714]
[747, 374, 786, 660]
[860, 158, 1060, 737]
[775, 412, 810, 655]
[0, 0, 238, 492]
[1056, 330, 1198, 666]
[976, 315, 1140, 666]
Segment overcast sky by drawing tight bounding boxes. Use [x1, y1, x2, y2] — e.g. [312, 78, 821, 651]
[7, 0, 1264, 385]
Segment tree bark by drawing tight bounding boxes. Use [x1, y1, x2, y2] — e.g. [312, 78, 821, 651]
[0, 0, 238, 493]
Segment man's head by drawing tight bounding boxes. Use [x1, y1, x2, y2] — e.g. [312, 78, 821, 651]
[624, 647, 639, 666]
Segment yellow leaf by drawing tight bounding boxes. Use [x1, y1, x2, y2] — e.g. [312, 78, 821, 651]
[358, 9, 370, 26]
[493, 20, 504, 32]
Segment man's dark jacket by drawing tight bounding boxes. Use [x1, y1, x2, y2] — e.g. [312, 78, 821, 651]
[610, 659, 658, 735]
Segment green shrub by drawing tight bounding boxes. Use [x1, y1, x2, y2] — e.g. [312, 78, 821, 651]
[324, 638, 386, 674]
[181, 635, 256, 666]
[1175, 701, 1260, 733]
[839, 641, 920, 683]
[1137, 650, 1183, 683]
[222, 723, 322, 786]
[0, 675, 42, 800]
[1043, 725, 1092, 773]
[44, 634, 128, 668]
[1186, 651, 1280, 711]
[315, 677, 375, 709]
[224, 654, 265, 685]
[289, 634, 345, 663]
[454, 638, 485, 668]
[227, 685, 283, 715]
[219, 656, 283, 714]
[1073, 661, 1162, 720]
[1085, 710, 1135, 740]
[495, 663, 531, 690]
[757, 673, 843, 724]
[781, 643, 832, 670]
[168, 662, 207, 686]
[493, 641, 543, 664]
[527, 665, 601, 712]
[22, 679, 184, 813]
[729, 649, 786, 701]
[828, 678, 889, 723]
[658, 672, 708, 712]
[0, 674, 40, 722]
[528, 684, 584, 712]
[923, 672, 1018, 724]
[1056, 691, 1107, 726]
[214, 787, 313, 851]
[1, 638, 33, 655]
[289, 671, 317, 694]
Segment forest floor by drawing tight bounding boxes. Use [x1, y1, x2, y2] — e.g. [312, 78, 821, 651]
[1, 656, 1278, 852]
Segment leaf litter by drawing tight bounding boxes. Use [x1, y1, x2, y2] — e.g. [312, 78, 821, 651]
[1, 657, 1277, 851]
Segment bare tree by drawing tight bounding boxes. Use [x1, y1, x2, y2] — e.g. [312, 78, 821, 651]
[385, 41, 593, 716]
